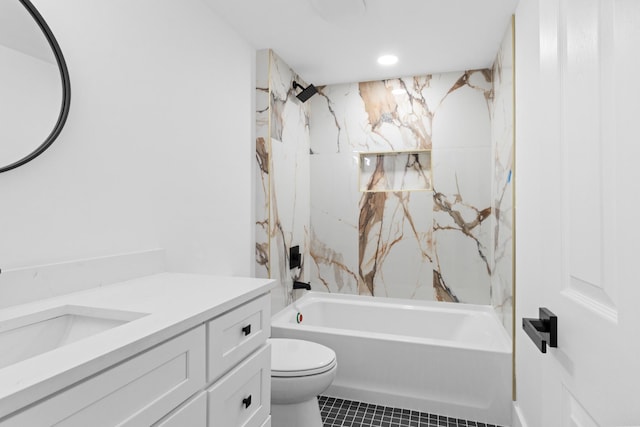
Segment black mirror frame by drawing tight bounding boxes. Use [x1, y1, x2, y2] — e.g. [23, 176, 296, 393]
[0, 0, 71, 173]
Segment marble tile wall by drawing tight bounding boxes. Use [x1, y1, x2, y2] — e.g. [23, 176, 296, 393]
[489, 21, 515, 334]
[255, 50, 311, 314]
[255, 50, 270, 280]
[256, 42, 514, 321]
[309, 72, 494, 303]
[359, 151, 432, 192]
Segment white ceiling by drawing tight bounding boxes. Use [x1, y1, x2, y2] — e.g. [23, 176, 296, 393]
[204, 0, 519, 86]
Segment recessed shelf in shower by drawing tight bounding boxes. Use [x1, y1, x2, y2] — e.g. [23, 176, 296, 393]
[358, 150, 432, 192]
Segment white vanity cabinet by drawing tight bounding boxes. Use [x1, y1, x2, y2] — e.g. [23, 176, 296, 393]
[205, 293, 271, 427]
[1, 291, 272, 427]
[2, 326, 206, 427]
[154, 392, 207, 427]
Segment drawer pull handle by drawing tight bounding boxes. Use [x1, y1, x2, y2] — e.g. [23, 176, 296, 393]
[241, 324, 251, 336]
[242, 395, 252, 409]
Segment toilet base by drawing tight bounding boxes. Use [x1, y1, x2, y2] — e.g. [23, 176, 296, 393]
[271, 397, 322, 427]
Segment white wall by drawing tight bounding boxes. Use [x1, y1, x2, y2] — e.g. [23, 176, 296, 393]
[0, 44, 60, 164]
[0, 0, 255, 288]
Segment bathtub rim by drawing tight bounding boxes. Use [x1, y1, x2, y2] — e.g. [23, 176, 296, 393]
[271, 291, 512, 354]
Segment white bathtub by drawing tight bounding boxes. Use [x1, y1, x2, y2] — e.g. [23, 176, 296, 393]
[271, 292, 512, 426]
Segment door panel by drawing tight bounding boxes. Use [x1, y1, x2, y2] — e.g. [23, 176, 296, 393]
[562, 386, 599, 427]
[516, 0, 640, 425]
[562, 0, 618, 323]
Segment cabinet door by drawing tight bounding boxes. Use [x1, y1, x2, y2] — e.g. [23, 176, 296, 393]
[154, 392, 206, 427]
[3, 326, 206, 427]
[208, 344, 270, 427]
[260, 416, 271, 427]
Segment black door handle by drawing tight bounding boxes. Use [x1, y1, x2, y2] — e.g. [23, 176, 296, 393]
[242, 324, 251, 336]
[242, 395, 252, 409]
[522, 307, 557, 353]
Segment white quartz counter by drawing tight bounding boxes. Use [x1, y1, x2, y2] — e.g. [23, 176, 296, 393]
[0, 273, 275, 419]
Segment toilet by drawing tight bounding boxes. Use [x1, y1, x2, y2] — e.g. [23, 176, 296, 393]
[270, 338, 337, 427]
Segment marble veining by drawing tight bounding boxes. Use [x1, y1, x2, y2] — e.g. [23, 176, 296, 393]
[489, 21, 515, 334]
[359, 152, 432, 192]
[309, 229, 359, 294]
[255, 50, 270, 279]
[358, 189, 433, 298]
[257, 44, 514, 321]
[432, 183, 492, 303]
[255, 50, 311, 313]
[310, 70, 494, 303]
[433, 189, 492, 275]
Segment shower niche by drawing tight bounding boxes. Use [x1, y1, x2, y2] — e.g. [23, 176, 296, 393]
[358, 150, 432, 193]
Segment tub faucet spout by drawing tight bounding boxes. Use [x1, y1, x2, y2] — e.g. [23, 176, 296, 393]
[293, 281, 311, 290]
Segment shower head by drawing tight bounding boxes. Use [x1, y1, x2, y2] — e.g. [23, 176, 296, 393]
[292, 81, 318, 103]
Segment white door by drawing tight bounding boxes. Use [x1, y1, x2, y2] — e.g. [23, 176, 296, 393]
[515, 0, 640, 426]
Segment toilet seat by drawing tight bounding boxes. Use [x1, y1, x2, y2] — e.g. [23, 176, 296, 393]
[270, 338, 337, 378]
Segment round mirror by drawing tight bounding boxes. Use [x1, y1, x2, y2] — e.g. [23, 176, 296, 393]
[0, 0, 70, 173]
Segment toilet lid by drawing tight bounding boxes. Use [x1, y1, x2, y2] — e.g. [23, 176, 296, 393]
[270, 338, 337, 377]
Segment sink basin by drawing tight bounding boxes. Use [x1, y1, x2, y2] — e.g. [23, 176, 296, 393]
[0, 306, 148, 370]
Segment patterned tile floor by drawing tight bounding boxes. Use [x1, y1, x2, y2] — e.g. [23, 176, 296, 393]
[318, 396, 505, 427]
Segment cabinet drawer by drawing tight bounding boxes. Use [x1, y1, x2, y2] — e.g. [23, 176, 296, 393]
[207, 294, 269, 382]
[3, 326, 206, 427]
[207, 343, 271, 427]
[153, 391, 206, 427]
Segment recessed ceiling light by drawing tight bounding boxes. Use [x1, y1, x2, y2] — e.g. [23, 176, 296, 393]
[377, 55, 398, 66]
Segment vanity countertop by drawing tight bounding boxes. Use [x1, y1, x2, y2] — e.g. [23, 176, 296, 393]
[0, 273, 275, 419]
